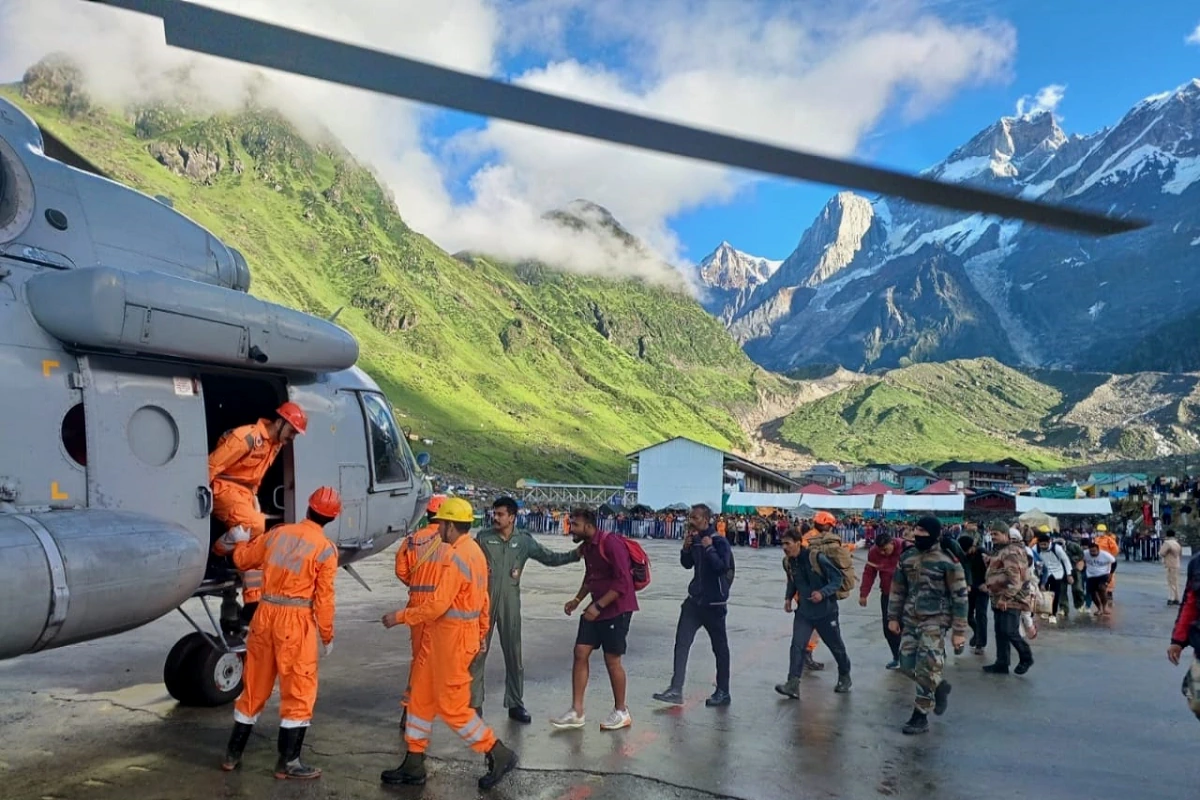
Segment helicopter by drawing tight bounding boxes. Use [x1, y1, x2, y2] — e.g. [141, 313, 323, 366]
[0, 0, 1146, 709]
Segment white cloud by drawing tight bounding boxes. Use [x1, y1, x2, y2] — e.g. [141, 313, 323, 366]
[1188, 24, 1200, 45]
[1016, 83, 1066, 117]
[0, 0, 1017, 287]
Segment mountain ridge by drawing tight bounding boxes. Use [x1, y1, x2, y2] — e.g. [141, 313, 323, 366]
[731, 77, 1200, 375]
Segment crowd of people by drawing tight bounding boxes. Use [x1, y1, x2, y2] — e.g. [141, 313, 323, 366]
[213, 487, 1200, 791]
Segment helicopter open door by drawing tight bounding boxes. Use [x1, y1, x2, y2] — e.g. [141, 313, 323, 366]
[78, 355, 210, 544]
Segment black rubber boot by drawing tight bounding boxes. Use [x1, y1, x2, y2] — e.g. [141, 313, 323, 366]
[933, 681, 951, 715]
[901, 710, 928, 735]
[804, 652, 825, 672]
[478, 740, 518, 790]
[380, 752, 426, 785]
[274, 727, 321, 780]
[221, 722, 253, 771]
[774, 677, 800, 699]
[834, 674, 852, 694]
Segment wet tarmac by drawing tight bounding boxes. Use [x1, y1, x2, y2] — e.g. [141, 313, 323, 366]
[1, 537, 1197, 800]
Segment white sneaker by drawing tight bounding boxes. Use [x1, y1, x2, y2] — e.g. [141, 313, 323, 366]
[550, 709, 586, 729]
[1048, 616, 1058, 625]
[599, 708, 631, 731]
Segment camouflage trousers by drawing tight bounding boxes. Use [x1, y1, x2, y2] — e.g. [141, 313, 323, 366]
[1182, 657, 1200, 720]
[898, 623, 946, 713]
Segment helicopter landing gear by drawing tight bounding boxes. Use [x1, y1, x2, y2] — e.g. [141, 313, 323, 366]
[165, 588, 246, 707]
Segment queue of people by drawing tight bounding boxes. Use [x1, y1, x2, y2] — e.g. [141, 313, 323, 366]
[208, 464, 1200, 789]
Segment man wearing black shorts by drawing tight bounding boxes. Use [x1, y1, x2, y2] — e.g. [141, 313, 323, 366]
[551, 508, 638, 731]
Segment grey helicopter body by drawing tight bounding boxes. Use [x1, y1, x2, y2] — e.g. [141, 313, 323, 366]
[0, 95, 431, 704]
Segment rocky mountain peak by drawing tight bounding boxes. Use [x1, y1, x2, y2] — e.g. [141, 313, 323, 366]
[932, 111, 1066, 184]
[543, 199, 641, 251]
[697, 241, 780, 291]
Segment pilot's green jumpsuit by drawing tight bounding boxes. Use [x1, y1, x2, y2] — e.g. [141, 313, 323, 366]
[470, 528, 581, 710]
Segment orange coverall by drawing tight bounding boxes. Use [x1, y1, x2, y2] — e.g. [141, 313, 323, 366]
[232, 519, 337, 727]
[395, 534, 495, 756]
[1096, 533, 1119, 591]
[394, 523, 446, 711]
[209, 419, 283, 603]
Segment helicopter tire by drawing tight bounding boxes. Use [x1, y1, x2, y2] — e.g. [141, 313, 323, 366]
[164, 632, 244, 707]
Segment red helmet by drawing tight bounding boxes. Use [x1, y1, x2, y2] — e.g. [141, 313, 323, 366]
[276, 401, 307, 435]
[308, 486, 342, 518]
[814, 511, 837, 526]
[426, 494, 447, 515]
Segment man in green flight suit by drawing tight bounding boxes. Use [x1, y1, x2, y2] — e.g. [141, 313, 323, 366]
[471, 497, 582, 723]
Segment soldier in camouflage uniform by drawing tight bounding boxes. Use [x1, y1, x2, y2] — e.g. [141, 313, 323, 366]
[887, 516, 969, 735]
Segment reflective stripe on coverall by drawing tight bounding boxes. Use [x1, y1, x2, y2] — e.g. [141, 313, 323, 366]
[231, 519, 337, 727]
[209, 419, 282, 604]
[397, 535, 495, 755]
[470, 529, 580, 709]
[394, 522, 447, 709]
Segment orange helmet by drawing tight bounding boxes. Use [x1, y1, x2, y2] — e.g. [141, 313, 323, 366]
[426, 494, 447, 515]
[276, 401, 308, 434]
[308, 486, 342, 518]
[814, 511, 837, 526]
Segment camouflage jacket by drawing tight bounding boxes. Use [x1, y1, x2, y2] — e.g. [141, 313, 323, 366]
[887, 546, 969, 634]
[984, 542, 1034, 611]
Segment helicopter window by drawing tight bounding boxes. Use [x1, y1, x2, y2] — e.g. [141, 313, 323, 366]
[61, 402, 87, 467]
[360, 392, 409, 486]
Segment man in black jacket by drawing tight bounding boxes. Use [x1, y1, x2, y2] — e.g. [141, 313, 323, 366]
[653, 504, 735, 708]
[775, 529, 852, 699]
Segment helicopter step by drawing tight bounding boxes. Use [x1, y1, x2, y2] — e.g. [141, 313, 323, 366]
[164, 578, 248, 707]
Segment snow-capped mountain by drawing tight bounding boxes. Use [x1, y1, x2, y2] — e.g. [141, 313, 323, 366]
[697, 242, 782, 323]
[730, 79, 1200, 373]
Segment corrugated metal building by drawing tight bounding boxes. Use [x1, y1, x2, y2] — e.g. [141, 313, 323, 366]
[627, 436, 796, 512]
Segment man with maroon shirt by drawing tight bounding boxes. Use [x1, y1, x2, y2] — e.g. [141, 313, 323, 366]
[860, 532, 904, 669]
[1167, 550, 1200, 720]
[552, 507, 638, 731]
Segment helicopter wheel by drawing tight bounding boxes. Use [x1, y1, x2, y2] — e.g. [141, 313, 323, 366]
[164, 632, 244, 707]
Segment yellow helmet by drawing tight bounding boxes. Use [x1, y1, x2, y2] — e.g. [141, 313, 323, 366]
[1037, 524, 1051, 533]
[432, 496, 475, 523]
[1096, 523, 1108, 532]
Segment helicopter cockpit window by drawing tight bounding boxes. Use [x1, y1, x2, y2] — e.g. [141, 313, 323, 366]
[360, 392, 409, 487]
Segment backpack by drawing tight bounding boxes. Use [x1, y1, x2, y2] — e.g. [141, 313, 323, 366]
[807, 532, 857, 600]
[599, 533, 652, 592]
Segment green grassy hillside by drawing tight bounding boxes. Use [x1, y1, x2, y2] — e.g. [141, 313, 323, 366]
[778, 359, 1069, 469]
[4, 61, 779, 484]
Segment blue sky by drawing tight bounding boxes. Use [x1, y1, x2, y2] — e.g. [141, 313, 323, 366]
[3, 0, 1197, 279]
[425, 0, 1200, 265]
[671, 0, 1200, 261]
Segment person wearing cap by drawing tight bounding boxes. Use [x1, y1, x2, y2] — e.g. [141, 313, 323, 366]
[1094, 524, 1119, 602]
[393, 495, 449, 731]
[381, 497, 519, 791]
[209, 402, 309, 626]
[983, 525, 1035, 676]
[220, 486, 341, 779]
[860, 531, 904, 668]
[887, 516, 968, 735]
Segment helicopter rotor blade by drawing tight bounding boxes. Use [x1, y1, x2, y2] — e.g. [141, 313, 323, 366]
[85, 0, 1147, 236]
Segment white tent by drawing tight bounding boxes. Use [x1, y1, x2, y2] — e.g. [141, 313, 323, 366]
[799, 493, 876, 511]
[724, 492, 803, 509]
[881, 494, 965, 512]
[1015, 496, 1111, 516]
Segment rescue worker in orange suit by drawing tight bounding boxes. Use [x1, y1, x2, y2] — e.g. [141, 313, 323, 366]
[380, 497, 519, 791]
[393, 494, 448, 732]
[210, 402, 308, 625]
[219, 486, 340, 780]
